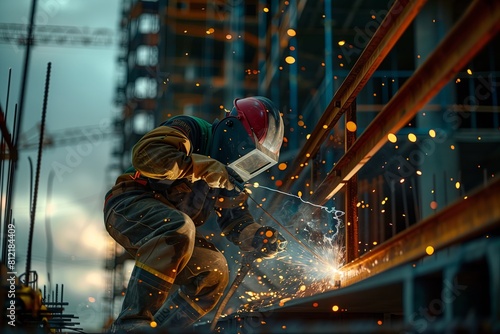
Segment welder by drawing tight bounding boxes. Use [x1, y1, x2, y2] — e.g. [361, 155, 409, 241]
[103, 96, 286, 332]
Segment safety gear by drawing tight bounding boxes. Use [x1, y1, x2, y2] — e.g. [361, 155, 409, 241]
[105, 99, 282, 333]
[226, 166, 244, 183]
[251, 226, 287, 259]
[131, 126, 234, 190]
[191, 154, 234, 190]
[211, 96, 284, 181]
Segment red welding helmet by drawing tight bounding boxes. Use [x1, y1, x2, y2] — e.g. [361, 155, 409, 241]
[211, 96, 284, 181]
[229, 96, 284, 157]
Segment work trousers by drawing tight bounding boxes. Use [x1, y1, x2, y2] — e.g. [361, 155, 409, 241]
[104, 188, 229, 327]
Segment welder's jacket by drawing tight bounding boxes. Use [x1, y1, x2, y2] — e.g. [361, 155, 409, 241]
[108, 115, 255, 246]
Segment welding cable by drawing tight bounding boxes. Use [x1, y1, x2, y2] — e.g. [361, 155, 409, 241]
[239, 184, 332, 268]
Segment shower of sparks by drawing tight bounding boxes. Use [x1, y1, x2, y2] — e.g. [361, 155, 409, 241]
[236, 184, 346, 312]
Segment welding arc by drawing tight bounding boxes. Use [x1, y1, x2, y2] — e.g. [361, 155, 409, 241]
[243, 186, 332, 268]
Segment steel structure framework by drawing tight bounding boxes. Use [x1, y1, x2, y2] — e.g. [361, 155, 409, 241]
[109, 0, 500, 331]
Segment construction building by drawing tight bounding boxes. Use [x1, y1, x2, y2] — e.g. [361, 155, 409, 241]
[104, 0, 500, 332]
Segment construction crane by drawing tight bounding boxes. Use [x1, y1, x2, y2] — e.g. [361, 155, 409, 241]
[0, 23, 116, 48]
[17, 122, 119, 151]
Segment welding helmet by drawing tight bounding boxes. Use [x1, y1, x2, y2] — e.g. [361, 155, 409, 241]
[211, 96, 284, 181]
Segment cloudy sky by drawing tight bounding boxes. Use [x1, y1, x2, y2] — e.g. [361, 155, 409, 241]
[1, 0, 122, 331]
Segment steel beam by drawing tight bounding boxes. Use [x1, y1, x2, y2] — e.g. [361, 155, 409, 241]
[340, 177, 500, 287]
[220, 179, 499, 319]
[201, 180, 500, 332]
[310, 0, 500, 205]
[279, 0, 427, 192]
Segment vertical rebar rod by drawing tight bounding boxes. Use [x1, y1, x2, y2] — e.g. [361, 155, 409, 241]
[45, 169, 55, 296]
[4, 68, 12, 115]
[2, 0, 38, 266]
[14, 0, 38, 146]
[1, 69, 13, 263]
[25, 62, 51, 281]
[0, 105, 18, 263]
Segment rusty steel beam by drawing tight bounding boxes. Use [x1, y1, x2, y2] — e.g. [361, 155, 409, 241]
[214, 179, 500, 329]
[344, 101, 359, 263]
[279, 0, 427, 191]
[340, 177, 500, 287]
[310, 0, 500, 205]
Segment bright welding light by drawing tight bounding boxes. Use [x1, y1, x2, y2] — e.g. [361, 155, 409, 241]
[239, 183, 347, 305]
[327, 265, 339, 275]
[316, 263, 341, 281]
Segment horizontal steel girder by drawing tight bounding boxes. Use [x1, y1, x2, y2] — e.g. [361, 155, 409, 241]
[340, 177, 500, 286]
[310, 0, 500, 205]
[280, 0, 427, 193]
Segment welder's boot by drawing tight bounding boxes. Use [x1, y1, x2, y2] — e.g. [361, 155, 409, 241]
[110, 265, 172, 333]
[154, 290, 205, 333]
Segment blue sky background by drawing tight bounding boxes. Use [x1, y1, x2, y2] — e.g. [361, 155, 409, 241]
[1, 0, 122, 331]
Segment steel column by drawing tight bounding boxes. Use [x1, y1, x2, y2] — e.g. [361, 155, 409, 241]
[344, 100, 359, 263]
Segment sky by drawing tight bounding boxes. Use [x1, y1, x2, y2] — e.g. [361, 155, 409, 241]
[1, 0, 122, 331]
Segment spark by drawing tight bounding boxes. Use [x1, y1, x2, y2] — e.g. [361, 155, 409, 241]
[426, 246, 435, 255]
[234, 185, 346, 312]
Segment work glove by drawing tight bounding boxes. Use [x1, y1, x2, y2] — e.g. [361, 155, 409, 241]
[225, 166, 245, 192]
[191, 154, 234, 190]
[251, 226, 287, 259]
